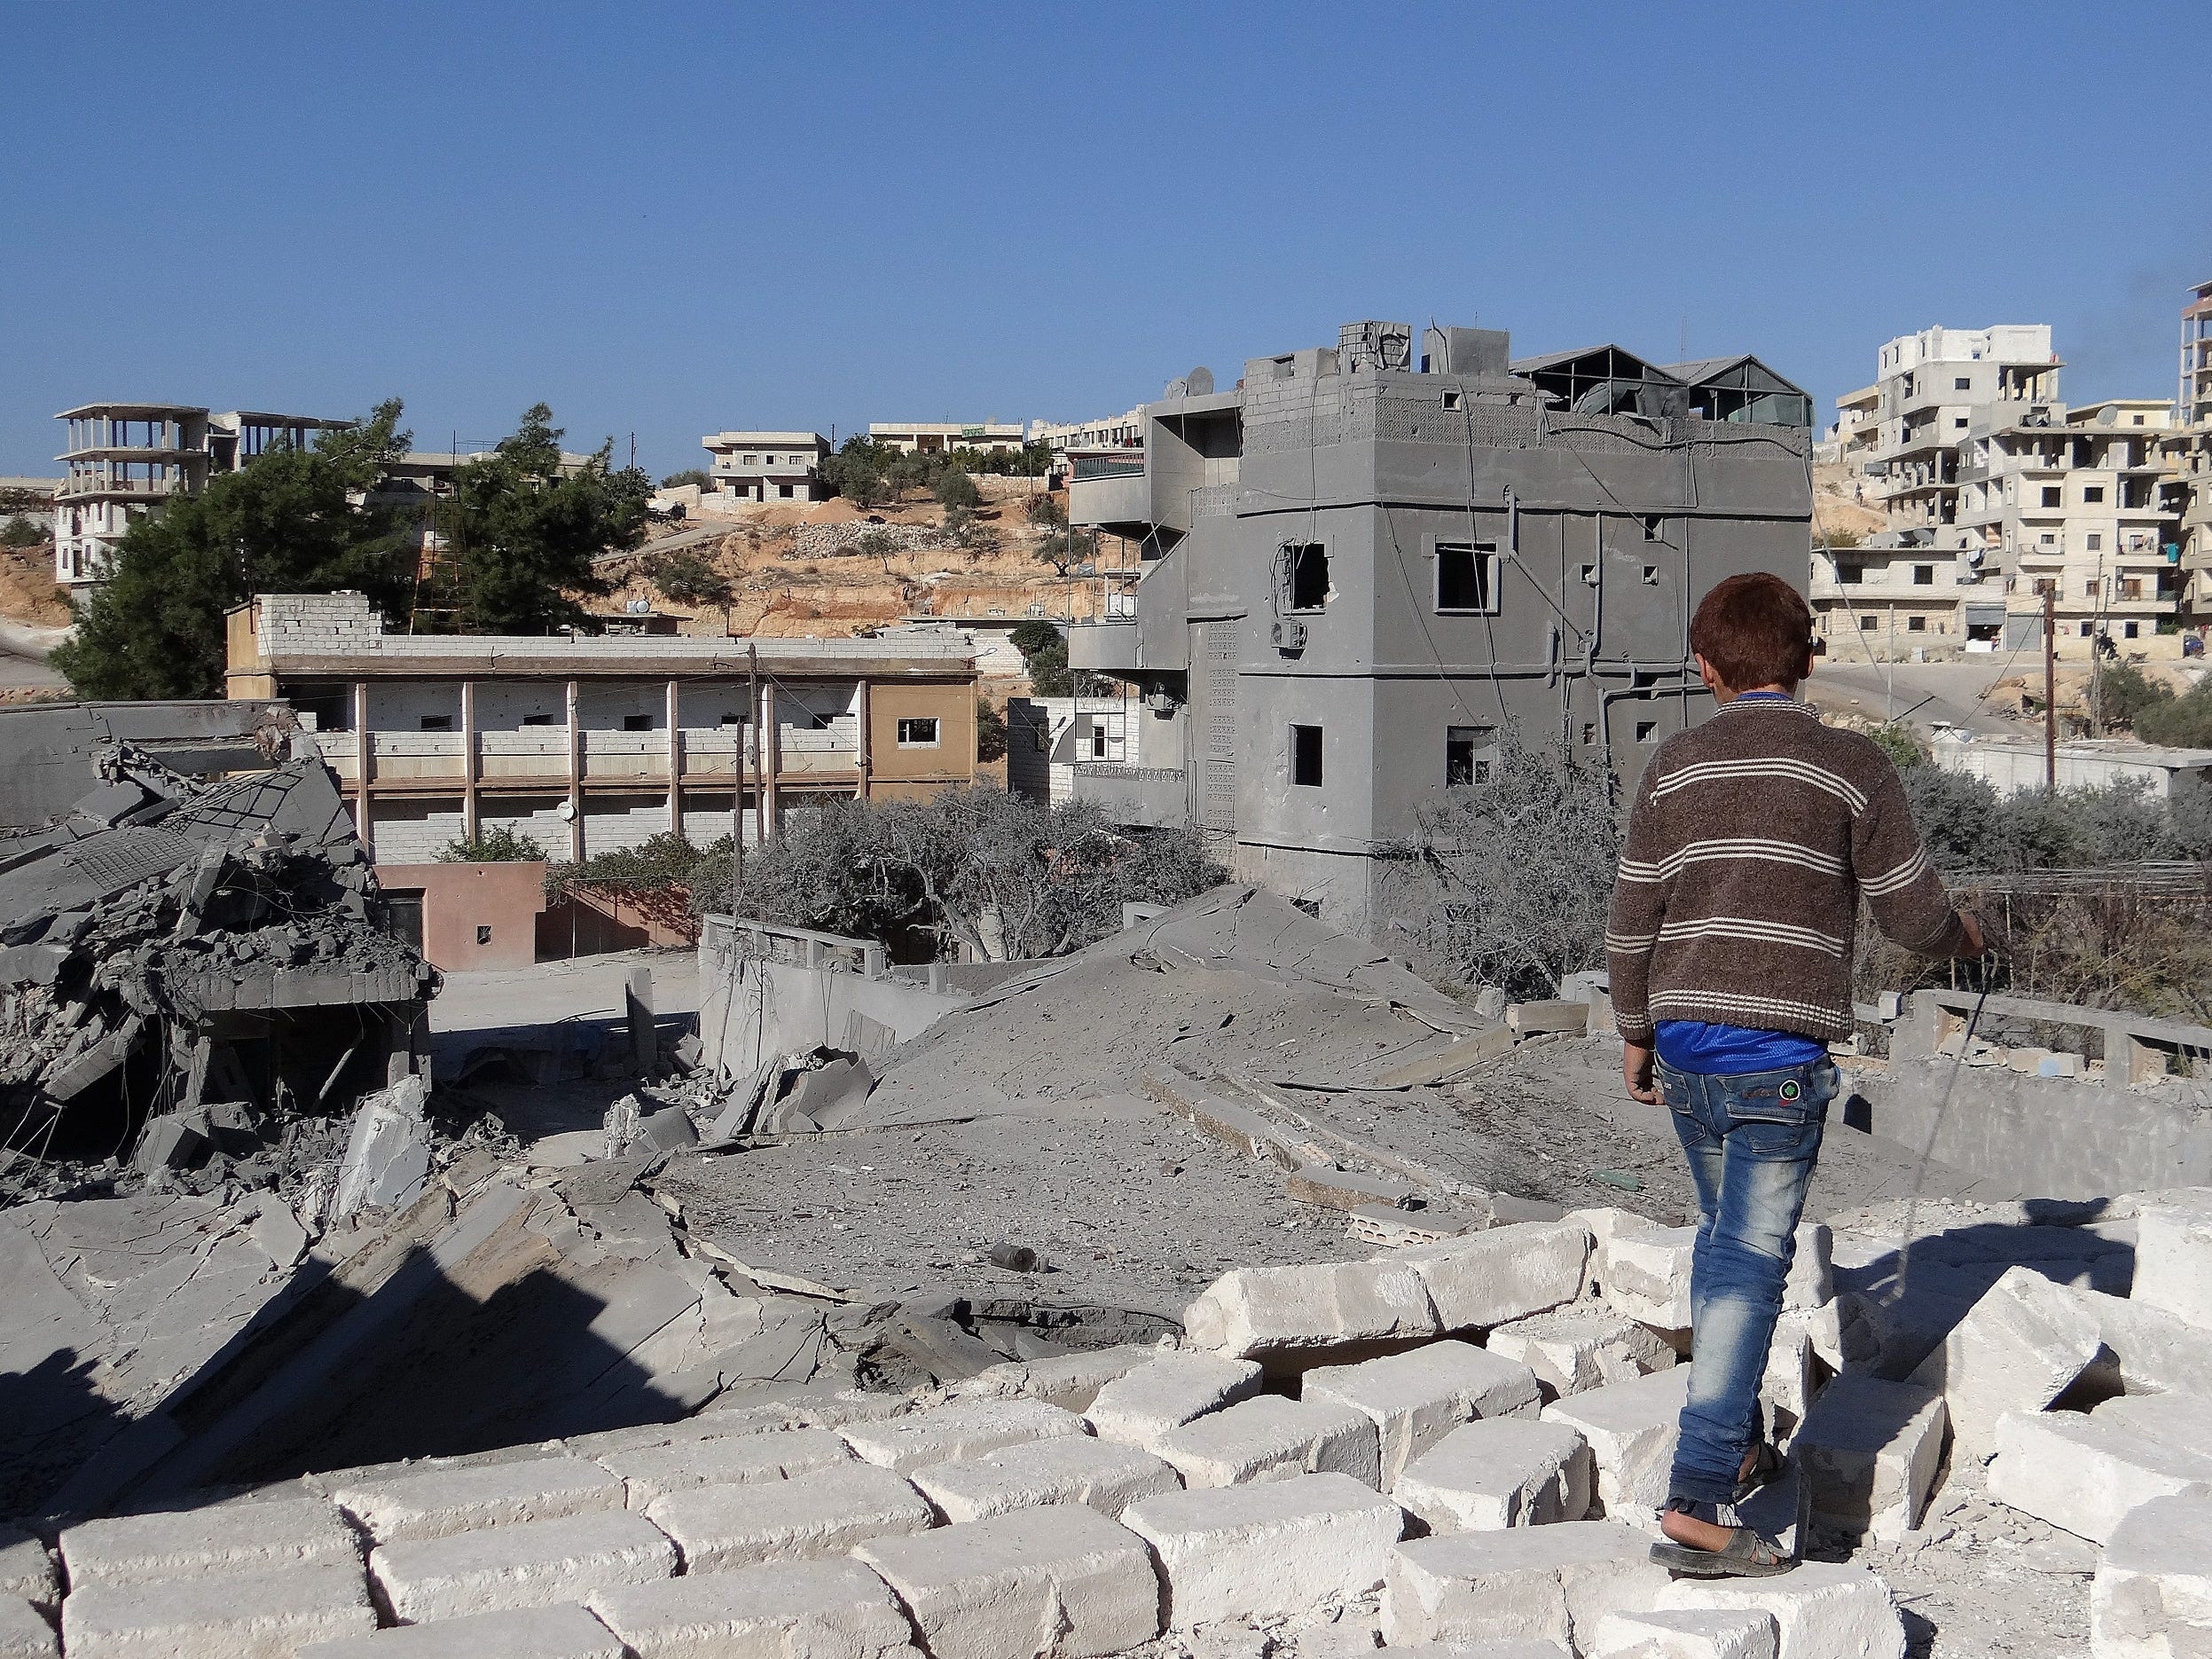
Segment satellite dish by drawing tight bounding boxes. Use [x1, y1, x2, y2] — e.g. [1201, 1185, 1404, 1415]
[1187, 366, 1214, 395]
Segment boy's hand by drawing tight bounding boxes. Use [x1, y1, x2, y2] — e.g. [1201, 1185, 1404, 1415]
[1957, 910, 1988, 958]
[1622, 1042, 1661, 1105]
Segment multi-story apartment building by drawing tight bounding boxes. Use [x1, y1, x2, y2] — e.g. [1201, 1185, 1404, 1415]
[2184, 278, 2212, 428]
[701, 430, 830, 504]
[866, 421, 1024, 457]
[1029, 407, 1147, 460]
[2169, 280, 2212, 632]
[1055, 317, 1813, 926]
[1864, 326, 2061, 547]
[224, 592, 978, 863]
[53, 404, 346, 586]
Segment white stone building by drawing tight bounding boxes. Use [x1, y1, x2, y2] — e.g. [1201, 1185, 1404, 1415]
[701, 430, 830, 504]
[866, 421, 1024, 456]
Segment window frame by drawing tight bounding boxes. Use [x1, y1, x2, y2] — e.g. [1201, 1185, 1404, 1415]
[896, 716, 941, 749]
[1289, 723, 1323, 787]
[1432, 539, 1501, 616]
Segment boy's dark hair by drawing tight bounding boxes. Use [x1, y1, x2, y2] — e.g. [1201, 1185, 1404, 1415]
[1690, 572, 1815, 692]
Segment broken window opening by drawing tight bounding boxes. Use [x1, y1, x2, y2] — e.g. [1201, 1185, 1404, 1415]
[622, 714, 653, 732]
[1435, 542, 1497, 613]
[419, 715, 453, 733]
[1635, 719, 1659, 743]
[1290, 724, 1323, 787]
[1283, 543, 1329, 613]
[1445, 725, 1495, 787]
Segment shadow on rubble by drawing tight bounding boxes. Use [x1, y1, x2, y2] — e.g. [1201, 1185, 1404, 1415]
[0, 1348, 134, 1518]
[1829, 1199, 2133, 1388]
[435, 1012, 692, 1143]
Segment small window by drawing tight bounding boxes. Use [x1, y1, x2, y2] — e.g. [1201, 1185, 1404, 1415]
[1580, 722, 1597, 744]
[1838, 563, 1863, 585]
[2083, 486, 2105, 504]
[1435, 542, 1497, 613]
[1580, 562, 1596, 587]
[1907, 616, 1926, 633]
[522, 712, 555, 727]
[1913, 564, 1934, 586]
[1635, 719, 1659, 743]
[1642, 516, 1663, 540]
[897, 717, 940, 748]
[1445, 726, 1494, 786]
[1953, 416, 1968, 429]
[475, 925, 492, 945]
[2039, 532, 2057, 546]
[1440, 389, 1463, 411]
[623, 714, 653, 732]
[1954, 377, 1972, 390]
[1285, 543, 1329, 611]
[2124, 620, 2140, 639]
[1290, 724, 1322, 786]
[2087, 533, 2102, 552]
[420, 714, 453, 732]
[2080, 622, 2094, 637]
[1860, 616, 1879, 631]
[2132, 414, 2145, 426]
[778, 484, 794, 499]
[2084, 581, 2100, 599]
[1032, 724, 1048, 753]
[1641, 564, 1659, 586]
[2042, 487, 2062, 507]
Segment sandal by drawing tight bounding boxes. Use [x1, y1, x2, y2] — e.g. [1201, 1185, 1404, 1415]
[1732, 1440, 1783, 1503]
[1651, 1528, 1798, 1578]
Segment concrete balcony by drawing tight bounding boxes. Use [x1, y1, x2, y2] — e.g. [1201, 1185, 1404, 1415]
[1071, 764, 1188, 829]
[1068, 619, 1139, 672]
[1070, 468, 1152, 532]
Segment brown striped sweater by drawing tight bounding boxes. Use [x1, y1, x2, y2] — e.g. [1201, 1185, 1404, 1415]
[1606, 695, 1968, 1045]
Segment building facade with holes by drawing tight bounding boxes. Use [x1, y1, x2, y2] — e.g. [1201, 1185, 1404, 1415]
[1060, 318, 1814, 926]
[224, 592, 978, 865]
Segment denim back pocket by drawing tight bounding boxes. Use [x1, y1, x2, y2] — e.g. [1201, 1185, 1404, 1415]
[1722, 1067, 1829, 1159]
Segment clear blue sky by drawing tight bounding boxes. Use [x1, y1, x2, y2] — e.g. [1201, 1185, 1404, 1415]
[4, 3, 2207, 480]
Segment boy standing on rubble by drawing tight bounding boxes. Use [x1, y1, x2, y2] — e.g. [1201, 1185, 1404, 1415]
[1607, 571, 1982, 1577]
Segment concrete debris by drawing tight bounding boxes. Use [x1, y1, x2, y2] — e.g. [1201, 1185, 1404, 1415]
[333, 1081, 435, 1221]
[2093, 1491, 2212, 1659]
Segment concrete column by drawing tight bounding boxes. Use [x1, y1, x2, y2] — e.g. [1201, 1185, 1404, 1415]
[759, 679, 779, 834]
[459, 680, 478, 842]
[351, 680, 374, 858]
[665, 678, 682, 835]
[854, 677, 871, 800]
[566, 678, 584, 861]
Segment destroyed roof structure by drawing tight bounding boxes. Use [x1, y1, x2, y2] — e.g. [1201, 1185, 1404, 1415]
[1064, 315, 1816, 927]
[0, 698, 302, 830]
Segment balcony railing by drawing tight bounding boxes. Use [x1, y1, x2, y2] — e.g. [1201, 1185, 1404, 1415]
[55, 475, 187, 499]
[1071, 453, 1146, 481]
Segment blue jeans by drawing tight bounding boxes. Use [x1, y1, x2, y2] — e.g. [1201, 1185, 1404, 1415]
[1658, 1057, 1837, 1507]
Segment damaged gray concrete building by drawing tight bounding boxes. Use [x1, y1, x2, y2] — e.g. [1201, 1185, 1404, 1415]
[1065, 319, 1815, 924]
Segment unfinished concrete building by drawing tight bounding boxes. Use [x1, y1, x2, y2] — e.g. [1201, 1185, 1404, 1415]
[700, 429, 830, 504]
[1062, 318, 1814, 925]
[224, 593, 981, 864]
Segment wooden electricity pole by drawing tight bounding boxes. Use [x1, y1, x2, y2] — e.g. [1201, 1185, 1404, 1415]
[2043, 586, 2058, 790]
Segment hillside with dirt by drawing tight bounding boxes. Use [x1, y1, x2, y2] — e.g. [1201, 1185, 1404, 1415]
[1813, 459, 1884, 545]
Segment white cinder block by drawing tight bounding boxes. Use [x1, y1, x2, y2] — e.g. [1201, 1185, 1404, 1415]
[561, 1403, 809, 1459]
[1990, 1409, 2212, 1546]
[1789, 1374, 1947, 1542]
[1909, 1266, 2108, 1465]
[1593, 1607, 1777, 1659]
[1384, 1223, 1592, 1334]
[2095, 1390, 2212, 1463]
[1380, 1521, 1671, 1651]
[1086, 1353, 1264, 1447]
[1392, 1419, 1595, 1531]
[954, 1345, 1162, 1413]
[593, 1426, 851, 1509]
[294, 1603, 625, 1658]
[1540, 1368, 1690, 1520]
[911, 1435, 1181, 1522]
[1155, 1394, 1381, 1489]
[857, 1503, 1160, 1659]
[1592, 1215, 1695, 1330]
[1782, 1223, 1832, 1314]
[333, 1455, 625, 1545]
[1657, 1562, 1905, 1659]
[1182, 1261, 1439, 1360]
[840, 1398, 1087, 1474]
[1122, 1471, 1403, 1627]
[59, 1496, 357, 1585]
[62, 1562, 374, 1659]
[2092, 1491, 2212, 1659]
[1304, 1340, 1542, 1484]
[588, 1557, 922, 1659]
[368, 1509, 675, 1624]
[646, 1461, 933, 1573]
[1486, 1308, 1676, 1400]
[2133, 1190, 2212, 1331]
[0, 1597, 53, 1659]
[0, 1528, 56, 1610]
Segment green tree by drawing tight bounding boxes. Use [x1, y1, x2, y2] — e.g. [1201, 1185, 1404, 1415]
[1025, 492, 1067, 529]
[933, 468, 980, 513]
[658, 468, 711, 490]
[820, 436, 896, 507]
[2133, 678, 2212, 747]
[649, 548, 734, 626]
[439, 827, 549, 862]
[0, 515, 43, 549]
[976, 697, 1008, 762]
[1867, 723, 1925, 772]
[1034, 527, 1098, 576]
[431, 405, 651, 635]
[54, 400, 414, 699]
[2098, 659, 2177, 734]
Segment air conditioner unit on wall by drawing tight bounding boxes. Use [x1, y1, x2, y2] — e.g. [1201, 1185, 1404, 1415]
[1271, 618, 1307, 652]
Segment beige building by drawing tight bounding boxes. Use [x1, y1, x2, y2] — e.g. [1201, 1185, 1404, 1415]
[1029, 408, 1146, 460]
[866, 421, 1024, 456]
[701, 430, 829, 503]
[225, 592, 979, 863]
[2168, 280, 2212, 633]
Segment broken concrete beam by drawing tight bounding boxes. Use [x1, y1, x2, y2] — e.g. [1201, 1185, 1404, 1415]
[1509, 1001, 1589, 1038]
[294, 1603, 626, 1658]
[953, 1343, 1161, 1414]
[911, 1435, 1181, 1523]
[633, 1105, 698, 1157]
[645, 1461, 934, 1573]
[1988, 1409, 2212, 1547]
[1181, 1260, 1439, 1362]
[1908, 1264, 2110, 1464]
[1581, 1209, 1695, 1330]
[1375, 1026, 1516, 1087]
[1303, 1339, 1543, 1486]
[1140, 1067, 1303, 1167]
[333, 1093, 433, 1220]
[625, 965, 656, 1074]
[1591, 1608, 1777, 1659]
[2092, 1490, 2212, 1659]
[0, 1526, 57, 1610]
[592, 1425, 854, 1510]
[1154, 1394, 1381, 1489]
[588, 1556, 922, 1659]
[332, 1455, 626, 1545]
[1789, 1374, 1947, 1544]
[1287, 1162, 1417, 1212]
[61, 1561, 375, 1659]
[2133, 1189, 2212, 1331]
[1122, 1471, 1403, 1628]
[1540, 1368, 1691, 1520]
[855, 1502, 1161, 1659]
[368, 1509, 675, 1624]
[1486, 1307, 1676, 1401]
[1380, 1521, 1672, 1651]
[1086, 1352, 1265, 1447]
[0, 1596, 53, 1659]
[1345, 1207, 1468, 1249]
[131, 1113, 208, 1177]
[1656, 1563, 1906, 1659]
[1392, 1418, 1595, 1531]
[839, 1397, 1087, 1474]
[59, 1495, 359, 1586]
[1383, 1221, 1592, 1337]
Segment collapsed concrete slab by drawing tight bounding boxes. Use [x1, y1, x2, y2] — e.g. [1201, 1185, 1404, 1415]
[911, 1434, 1181, 1523]
[1304, 1340, 1543, 1486]
[1380, 1521, 1672, 1652]
[1181, 1260, 1439, 1362]
[2092, 1490, 2212, 1659]
[1392, 1418, 1595, 1531]
[1122, 1471, 1403, 1626]
[644, 1461, 934, 1572]
[587, 1556, 922, 1659]
[367, 1509, 676, 1624]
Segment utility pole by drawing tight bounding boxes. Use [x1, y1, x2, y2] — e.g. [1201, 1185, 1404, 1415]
[2043, 586, 2058, 790]
[749, 644, 765, 845]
